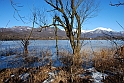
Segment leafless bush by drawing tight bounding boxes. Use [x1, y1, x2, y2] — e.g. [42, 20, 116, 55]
[92, 48, 124, 83]
[114, 45, 124, 61]
[21, 48, 52, 67]
[93, 48, 117, 71]
[58, 49, 73, 70]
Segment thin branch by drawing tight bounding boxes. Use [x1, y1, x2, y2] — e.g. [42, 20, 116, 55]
[27, 13, 36, 40]
[10, 0, 26, 23]
[5, 20, 10, 28]
[110, 1, 124, 7]
[116, 21, 124, 30]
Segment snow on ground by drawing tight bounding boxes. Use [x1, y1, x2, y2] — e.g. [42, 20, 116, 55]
[43, 72, 55, 83]
[0, 52, 108, 83]
[42, 67, 108, 83]
[0, 55, 108, 83]
[19, 73, 30, 81]
[86, 67, 107, 83]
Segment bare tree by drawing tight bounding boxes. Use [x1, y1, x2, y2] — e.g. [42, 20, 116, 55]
[10, 0, 36, 55]
[44, 1, 99, 82]
[45, 0, 99, 64]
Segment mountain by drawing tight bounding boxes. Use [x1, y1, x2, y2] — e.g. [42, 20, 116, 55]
[0, 26, 124, 40]
[12, 26, 32, 32]
[81, 27, 113, 33]
[81, 27, 124, 39]
[0, 26, 67, 40]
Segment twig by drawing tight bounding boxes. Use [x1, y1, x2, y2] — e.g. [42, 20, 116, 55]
[110, 1, 124, 7]
[5, 20, 10, 28]
[116, 21, 124, 30]
[10, 0, 26, 23]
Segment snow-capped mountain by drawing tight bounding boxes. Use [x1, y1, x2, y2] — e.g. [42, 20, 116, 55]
[81, 27, 123, 39]
[0, 26, 124, 40]
[12, 26, 32, 32]
[81, 27, 114, 33]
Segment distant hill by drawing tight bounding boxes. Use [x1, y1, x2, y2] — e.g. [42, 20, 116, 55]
[0, 26, 67, 40]
[0, 26, 124, 40]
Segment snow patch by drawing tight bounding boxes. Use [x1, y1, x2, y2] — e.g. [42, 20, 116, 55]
[60, 28, 65, 31]
[87, 67, 108, 83]
[27, 27, 31, 30]
[60, 27, 114, 33]
[43, 72, 55, 83]
[94, 27, 113, 31]
[19, 73, 29, 81]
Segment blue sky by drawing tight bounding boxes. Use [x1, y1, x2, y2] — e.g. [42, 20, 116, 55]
[0, 0, 124, 31]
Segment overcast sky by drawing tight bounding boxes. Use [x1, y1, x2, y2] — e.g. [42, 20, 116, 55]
[0, 0, 124, 31]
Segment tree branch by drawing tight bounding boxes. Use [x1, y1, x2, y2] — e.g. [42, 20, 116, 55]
[110, 1, 124, 7]
[10, 0, 26, 23]
[116, 21, 124, 30]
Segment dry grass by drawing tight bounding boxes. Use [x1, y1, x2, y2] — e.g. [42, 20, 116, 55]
[81, 49, 91, 61]
[0, 48, 54, 83]
[1, 46, 124, 83]
[92, 48, 124, 83]
[92, 48, 116, 71]
[56, 49, 92, 83]
[0, 66, 53, 83]
[52, 69, 92, 83]
[52, 70, 69, 83]
[59, 49, 73, 69]
[22, 48, 52, 67]
[1, 66, 88, 83]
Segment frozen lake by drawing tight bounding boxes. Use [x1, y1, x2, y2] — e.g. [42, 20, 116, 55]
[0, 40, 123, 69]
[0, 40, 123, 52]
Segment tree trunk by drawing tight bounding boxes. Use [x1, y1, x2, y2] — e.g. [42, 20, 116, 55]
[55, 25, 58, 55]
[69, 32, 81, 66]
[24, 44, 28, 55]
[23, 40, 29, 55]
[69, 34, 81, 83]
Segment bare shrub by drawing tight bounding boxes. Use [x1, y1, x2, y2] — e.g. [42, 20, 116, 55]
[93, 48, 117, 72]
[114, 45, 124, 61]
[59, 49, 73, 70]
[40, 48, 52, 61]
[81, 49, 92, 68]
[21, 48, 52, 67]
[93, 48, 124, 83]
[52, 70, 69, 83]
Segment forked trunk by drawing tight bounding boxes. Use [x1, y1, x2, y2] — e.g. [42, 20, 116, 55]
[70, 37, 81, 82]
[69, 35, 81, 67]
